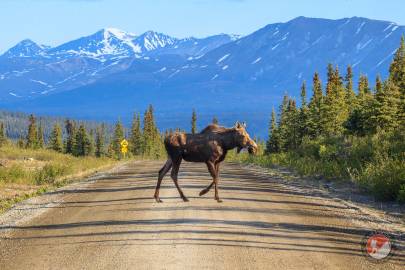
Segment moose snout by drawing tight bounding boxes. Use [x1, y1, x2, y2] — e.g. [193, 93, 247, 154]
[247, 141, 258, 155]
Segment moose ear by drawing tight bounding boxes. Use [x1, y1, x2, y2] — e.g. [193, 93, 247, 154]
[242, 122, 247, 128]
[234, 121, 240, 128]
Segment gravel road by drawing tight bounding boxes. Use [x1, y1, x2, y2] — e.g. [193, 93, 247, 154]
[0, 161, 403, 269]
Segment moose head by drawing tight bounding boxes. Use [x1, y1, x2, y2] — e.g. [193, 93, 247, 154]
[234, 121, 258, 155]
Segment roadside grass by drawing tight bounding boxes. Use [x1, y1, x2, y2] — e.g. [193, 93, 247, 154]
[227, 129, 405, 202]
[0, 145, 120, 213]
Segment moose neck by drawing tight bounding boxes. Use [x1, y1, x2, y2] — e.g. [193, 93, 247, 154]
[218, 129, 241, 150]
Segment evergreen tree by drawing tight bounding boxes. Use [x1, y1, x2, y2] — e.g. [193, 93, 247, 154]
[284, 99, 300, 150]
[212, 116, 219, 124]
[266, 108, 280, 153]
[321, 65, 348, 136]
[0, 122, 6, 147]
[49, 123, 63, 152]
[37, 124, 44, 149]
[65, 120, 76, 154]
[191, 109, 197, 134]
[142, 105, 162, 157]
[307, 72, 323, 137]
[95, 125, 105, 157]
[345, 74, 375, 135]
[112, 119, 125, 158]
[74, 124, 92, 156]
[389, 36, 405, 91]
[26, 114, 38, 148]
[345, 65, 356, 106]
[373, 79, 400, 131]
[298, 81, 309, 140]
[130, 113, 142, 155]
[389, 36, 405, 124]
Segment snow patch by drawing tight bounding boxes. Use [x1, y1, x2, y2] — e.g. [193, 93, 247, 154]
[9, 92, 21, 98]
[358, 39, 373, 50]
[376, 49, 397, 67]
[156, 67, 166, 73]
[168, 69, 180, 78]
[356, 22, 366, 34]
[30, 79, 49, 86]
[217, 53, 230, 64]
[251, 57, 261, 64]
[272, 43, 280, 50]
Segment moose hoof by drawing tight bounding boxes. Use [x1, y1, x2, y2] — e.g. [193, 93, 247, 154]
[154, 197, 163, 203]
[216, 199, 223, 203]
[182, 197, 189, 202]
[199, 189, 208, 196]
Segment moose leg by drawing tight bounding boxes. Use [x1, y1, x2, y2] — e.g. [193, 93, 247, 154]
[206, 161, 222, 202]
[199, 162, 220, 196]
[171, 158, 188, 202]
[154, 159, 172, 202]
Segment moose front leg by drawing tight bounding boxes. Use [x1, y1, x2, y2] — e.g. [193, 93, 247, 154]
[206, 161, 222, 202]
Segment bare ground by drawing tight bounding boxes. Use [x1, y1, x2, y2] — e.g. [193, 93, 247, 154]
[0, 160, 404, 270]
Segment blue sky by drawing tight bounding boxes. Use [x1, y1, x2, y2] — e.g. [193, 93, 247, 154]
[1, 0, 404, 53]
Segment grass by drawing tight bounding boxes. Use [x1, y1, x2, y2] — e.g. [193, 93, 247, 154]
[227, 129, 405, 202]
[0, 145, 120, 213]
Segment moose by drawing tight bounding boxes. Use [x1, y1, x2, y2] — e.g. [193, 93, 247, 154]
[154, 122, 258, 203]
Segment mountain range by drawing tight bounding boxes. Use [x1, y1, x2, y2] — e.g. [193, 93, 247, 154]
[1, 16, 404, 136]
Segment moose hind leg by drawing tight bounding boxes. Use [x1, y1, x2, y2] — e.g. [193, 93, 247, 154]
[206, 161, 222, 202]
[154, 159, 172, 203]
[171, 159, 188, 202]
[199, 182, 214, 196]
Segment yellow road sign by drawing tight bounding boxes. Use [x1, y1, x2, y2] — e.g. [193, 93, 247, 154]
[120, 139, 128, 147]
[121, 146, 128, 154]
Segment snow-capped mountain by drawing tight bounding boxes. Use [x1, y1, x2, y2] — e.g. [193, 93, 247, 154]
[1, 17, 404, 136]
[0, 28, 237, 100]
[48, 28, 139, 60]
[2, 39, 49, 58]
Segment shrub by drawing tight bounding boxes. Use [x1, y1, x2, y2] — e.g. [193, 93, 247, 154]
[35, 164, 70, 185]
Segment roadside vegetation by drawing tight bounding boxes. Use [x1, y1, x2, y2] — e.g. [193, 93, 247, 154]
[228, 37, 405, 202]
[0, 104, 168, 212]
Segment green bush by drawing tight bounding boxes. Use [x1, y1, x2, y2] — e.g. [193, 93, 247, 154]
[35, 164, 70, 185]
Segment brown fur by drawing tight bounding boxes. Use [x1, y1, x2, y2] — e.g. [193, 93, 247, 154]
[154, 122, 257, 203]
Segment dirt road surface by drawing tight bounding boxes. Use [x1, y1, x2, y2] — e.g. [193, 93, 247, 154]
[0, 161, 404, 269]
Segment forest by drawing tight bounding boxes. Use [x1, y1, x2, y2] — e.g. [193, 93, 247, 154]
[232, 37, 405, 202]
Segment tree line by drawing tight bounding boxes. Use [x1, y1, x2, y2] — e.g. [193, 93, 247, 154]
[266, 37, 405, 153]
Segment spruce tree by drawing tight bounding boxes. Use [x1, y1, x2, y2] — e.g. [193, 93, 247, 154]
[298, 81, 309, 140]
[345, 74, 375, 135]
[65, 120, 76, 154]
[49, 123, 63, 152]
[143, 105, 161, 157]
[191, 109, 197, 134]
[389, 36, 405, 124]
[374, 79, 400, 131]
[37, 124, 44, 149]
[321, 65, 348, 136]
[130, 113, 142, 155]
[266, 108, 281, 153]
[212, 116, 219, 125]
[95, 125, 105, 157]
[307, 72, 323, 137]
[113, 119, 125, 158]
[26, 114, 38, 149]
[345, 65, 356, 107]
[0, 122, 6, 147]
[74, 124, 92, 156]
